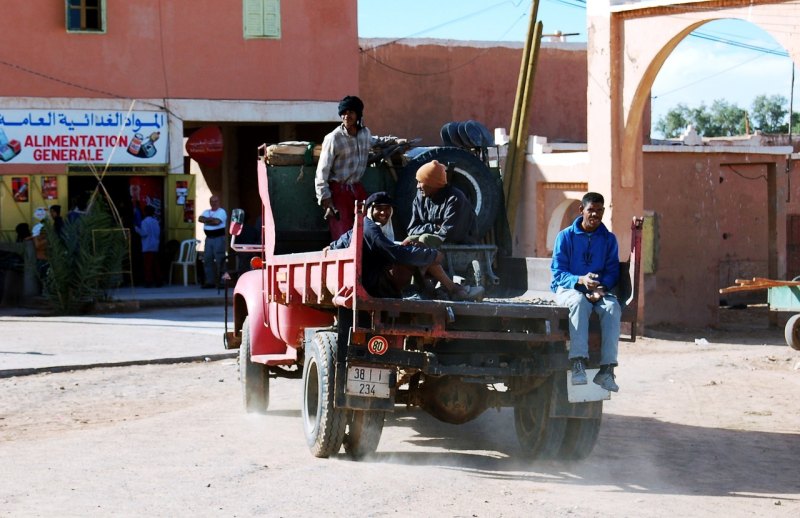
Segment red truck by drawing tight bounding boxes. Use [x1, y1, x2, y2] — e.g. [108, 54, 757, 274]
[225, 146, 642, 460]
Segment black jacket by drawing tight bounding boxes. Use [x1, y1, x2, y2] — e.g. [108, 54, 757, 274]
[407, 185, 477, 244]
[330, 218, 437, 297]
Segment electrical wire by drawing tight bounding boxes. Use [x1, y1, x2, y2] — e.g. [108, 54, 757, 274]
[725, 164, 767, 182]
[0, 58, 183, 120]
[690, 31, 789, 57]
[361, 14, 527, 77]
[652, 51, 774, 100]
[361, 0, 529, 51]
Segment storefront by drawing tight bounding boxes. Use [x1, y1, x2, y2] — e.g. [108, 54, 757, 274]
[0, 108, 195, 284]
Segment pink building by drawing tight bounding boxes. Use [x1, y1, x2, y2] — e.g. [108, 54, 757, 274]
[3, 0, 788, 330]
[0, 0, 359, 244]
[359, 39, 587, 146]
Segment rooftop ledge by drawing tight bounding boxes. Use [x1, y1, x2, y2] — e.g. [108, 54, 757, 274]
[525, 135, 793, 157]
[643, 144, 793, 154]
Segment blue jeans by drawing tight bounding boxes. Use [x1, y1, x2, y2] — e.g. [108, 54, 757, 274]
[555, 287, 621, 366]
[203, 235, 227, 286]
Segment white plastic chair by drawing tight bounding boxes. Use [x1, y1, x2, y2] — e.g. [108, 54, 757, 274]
[169, 239, 200, 286]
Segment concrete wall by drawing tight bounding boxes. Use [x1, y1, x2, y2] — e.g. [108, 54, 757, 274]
[521, 145, 799, 329]
[518, 151, 590, 257]
[359, 39, 587, 146]
[641, 149, 798, 327]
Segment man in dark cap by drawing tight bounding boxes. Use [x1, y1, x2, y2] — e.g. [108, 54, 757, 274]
[327, 192, 483, 301]
[314, 95, 375, 240]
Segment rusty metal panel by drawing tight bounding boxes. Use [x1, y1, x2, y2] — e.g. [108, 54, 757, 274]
[787, 215, 800, 279]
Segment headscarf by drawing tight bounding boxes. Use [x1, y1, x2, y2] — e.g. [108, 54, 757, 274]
[365, 191, 395, 241]
[415, 160, 447, 189]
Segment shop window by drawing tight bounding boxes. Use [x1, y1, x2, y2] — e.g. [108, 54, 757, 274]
[66, 0, 105, 33]
[243, 0, 281, 39]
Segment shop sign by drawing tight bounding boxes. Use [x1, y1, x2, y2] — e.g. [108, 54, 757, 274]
[0, 109, 168, 164]
[185, 126, 223, 168]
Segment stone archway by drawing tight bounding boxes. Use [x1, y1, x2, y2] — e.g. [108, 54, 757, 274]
[546, 197, 580, 254]
[586, 0, 797, 326]
[588, 0, 795, 260]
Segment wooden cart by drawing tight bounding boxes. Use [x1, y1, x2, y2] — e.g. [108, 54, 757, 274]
[720, 277, 800, 350]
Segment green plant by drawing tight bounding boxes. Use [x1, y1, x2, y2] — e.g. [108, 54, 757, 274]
[43, 200, 128, 314]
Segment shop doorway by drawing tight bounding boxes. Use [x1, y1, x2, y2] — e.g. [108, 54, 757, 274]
[67, 175, 165, 286]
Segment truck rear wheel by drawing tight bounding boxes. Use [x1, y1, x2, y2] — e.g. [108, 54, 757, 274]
[302, 331, 347, 458]
[239, 316, 270, 414]
[514, 376, 566, 459]
[558, 416, 602, 460]
[344, 410, 385, 459]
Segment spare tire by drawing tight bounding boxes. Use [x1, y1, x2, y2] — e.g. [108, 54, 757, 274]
[393, 147, 501, 240]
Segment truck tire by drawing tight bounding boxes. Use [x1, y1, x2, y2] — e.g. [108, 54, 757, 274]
[394, 147, 501, 240]
[784, 313, 800, 350]
[344, 410, 385, 460]
[239, 316, 269, 414]
[302, 331, 347, 458]
[514, 376, 566, 459]
[558, 416, 602, 460]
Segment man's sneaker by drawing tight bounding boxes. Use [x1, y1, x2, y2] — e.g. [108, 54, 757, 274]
[432, 287, 451, 300]
[571, 359, 588, 385]
[402, 287, 426, 301]
[593, 367, 619, 392]
[452, 285, 485, 302]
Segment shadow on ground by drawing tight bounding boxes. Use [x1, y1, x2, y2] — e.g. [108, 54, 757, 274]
[645, 305, 789, 347]
[373, 409, 799, 499]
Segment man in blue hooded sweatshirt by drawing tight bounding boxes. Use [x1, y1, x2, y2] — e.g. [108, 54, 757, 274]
[551, 192, 620, 392]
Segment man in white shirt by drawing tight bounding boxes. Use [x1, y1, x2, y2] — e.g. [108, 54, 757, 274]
[198, 194, 227, 288]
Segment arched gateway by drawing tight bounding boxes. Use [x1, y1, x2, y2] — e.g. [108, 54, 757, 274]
[587, 0, 798, 326]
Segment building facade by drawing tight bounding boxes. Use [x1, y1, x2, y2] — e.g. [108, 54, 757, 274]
[0, 0, 358, 247]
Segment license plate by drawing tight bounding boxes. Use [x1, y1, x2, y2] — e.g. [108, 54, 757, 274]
[345, 366, 391, 398]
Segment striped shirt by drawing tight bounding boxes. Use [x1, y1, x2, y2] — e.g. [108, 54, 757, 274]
[315, 124, 373, 203]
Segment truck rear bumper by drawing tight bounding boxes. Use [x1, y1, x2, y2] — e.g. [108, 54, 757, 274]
[346, 344, 568, 378]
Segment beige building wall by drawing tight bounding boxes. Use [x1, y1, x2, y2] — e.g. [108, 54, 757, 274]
[577, 0, 800, 328]
[359, 39, 588, 146]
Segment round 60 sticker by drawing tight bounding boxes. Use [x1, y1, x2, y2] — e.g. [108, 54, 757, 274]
[367, 335, 389, 355]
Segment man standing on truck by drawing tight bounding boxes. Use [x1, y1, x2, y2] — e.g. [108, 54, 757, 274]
[327, 191, 483, 301]
[315, 95, 373, 240]
[199, 194, 227, 289]
[551, 192, 621, 392]
[404, 159, 478, 247]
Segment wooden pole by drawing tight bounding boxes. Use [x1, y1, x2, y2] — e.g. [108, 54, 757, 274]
[505, 0, 539, 189]
[505, 20, 543, 231]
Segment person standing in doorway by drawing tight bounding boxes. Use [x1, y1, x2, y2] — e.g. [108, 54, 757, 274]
[135, 205, 162, 288]
[49, 205, 65, 242]
[199, 194, 227, 289]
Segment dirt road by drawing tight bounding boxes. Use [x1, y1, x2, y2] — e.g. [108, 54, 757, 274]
[1, 308, 798, 517]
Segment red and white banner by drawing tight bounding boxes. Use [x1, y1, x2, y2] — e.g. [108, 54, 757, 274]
[0, 109, 168, 164]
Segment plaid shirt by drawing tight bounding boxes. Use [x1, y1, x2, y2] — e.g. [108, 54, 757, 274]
[315, 124, 372, 203]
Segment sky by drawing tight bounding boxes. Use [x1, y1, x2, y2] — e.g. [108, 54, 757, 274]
[358, 0, 799, 138]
